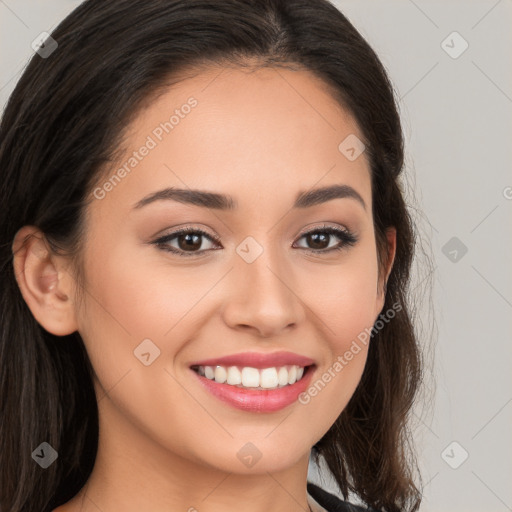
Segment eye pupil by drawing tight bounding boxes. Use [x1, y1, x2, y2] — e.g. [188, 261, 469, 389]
[308, 233, 329, 250]
[178, 233, 202, 251]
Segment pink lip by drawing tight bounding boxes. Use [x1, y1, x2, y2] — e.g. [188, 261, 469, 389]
[191, 365, 315, 413]
[189, 351, 315, 369]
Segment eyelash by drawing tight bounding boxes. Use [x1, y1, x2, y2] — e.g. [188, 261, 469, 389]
[151, 225, 358, 258]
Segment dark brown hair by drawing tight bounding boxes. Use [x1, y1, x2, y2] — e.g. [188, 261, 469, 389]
[0, 1, 427, 510]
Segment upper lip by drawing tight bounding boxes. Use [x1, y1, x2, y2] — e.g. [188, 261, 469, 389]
[189, 351, 315, 369]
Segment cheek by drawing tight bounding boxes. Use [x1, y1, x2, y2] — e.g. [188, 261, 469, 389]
[328, 267, 378, 346]
[296, 247, 379, 425]
[74, 239, 202, 398]
[77, 238, 214, 345]
[74, 243, 225, 463]
[307, 246, 380, 351]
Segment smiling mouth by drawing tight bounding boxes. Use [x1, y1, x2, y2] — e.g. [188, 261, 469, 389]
[190, 364, 313, 390]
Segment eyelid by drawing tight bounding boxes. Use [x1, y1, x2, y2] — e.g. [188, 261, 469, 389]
[296, 222, 351, 237]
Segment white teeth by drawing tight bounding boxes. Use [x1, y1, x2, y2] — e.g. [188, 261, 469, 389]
[226, 366, 242, 385]
[260, 368, 278, 389]
[242, 367, 260, 387]
[204, 366, 214, 379]
[196, 364, 308, 389]
[277, 366, 289, 386]
[214, 366, 227, 384]
[287, 365, 297, 384]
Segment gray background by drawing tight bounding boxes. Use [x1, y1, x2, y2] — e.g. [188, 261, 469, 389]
[1, 1, 511, 511]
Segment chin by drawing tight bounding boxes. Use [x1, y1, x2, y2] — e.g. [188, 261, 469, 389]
[191, 436, 312, 475]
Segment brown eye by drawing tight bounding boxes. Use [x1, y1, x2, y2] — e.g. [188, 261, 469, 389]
[305, 232, 330, 250]
[294, 226, 358, 253]
[176, 232, 203, 251]
[152, 228, 220, 257]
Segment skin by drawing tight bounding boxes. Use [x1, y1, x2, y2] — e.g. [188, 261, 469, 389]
[13, 65, 395, 512]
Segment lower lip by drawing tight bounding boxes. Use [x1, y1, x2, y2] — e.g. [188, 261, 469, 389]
[192, 366, 315, 413]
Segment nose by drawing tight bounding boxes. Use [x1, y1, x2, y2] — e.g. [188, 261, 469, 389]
[221, 250, 305, 338]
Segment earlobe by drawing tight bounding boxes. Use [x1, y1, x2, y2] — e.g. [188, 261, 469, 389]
[12, 226, 79, 336]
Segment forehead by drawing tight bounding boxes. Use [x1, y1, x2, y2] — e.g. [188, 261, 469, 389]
[90, 64, 371, 218]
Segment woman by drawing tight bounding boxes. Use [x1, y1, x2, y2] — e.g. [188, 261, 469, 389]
[0, 1, 424, 511]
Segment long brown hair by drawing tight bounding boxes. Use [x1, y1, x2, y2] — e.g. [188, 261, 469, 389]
[0, 1, 428, 510]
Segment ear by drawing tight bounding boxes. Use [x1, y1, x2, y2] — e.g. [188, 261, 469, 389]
[12, 226, 79, 336]
[376, 226, 396, 313]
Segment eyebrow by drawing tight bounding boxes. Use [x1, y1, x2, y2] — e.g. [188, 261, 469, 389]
[132, 184, 366, 211]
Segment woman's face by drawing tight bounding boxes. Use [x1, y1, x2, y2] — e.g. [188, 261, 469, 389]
[69, 65, 394, 474]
